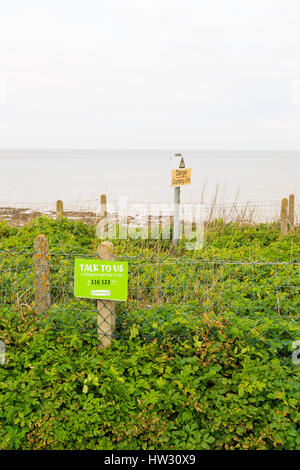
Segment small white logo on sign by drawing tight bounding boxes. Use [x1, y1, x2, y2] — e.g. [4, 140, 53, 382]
[91, 290, 111, 296]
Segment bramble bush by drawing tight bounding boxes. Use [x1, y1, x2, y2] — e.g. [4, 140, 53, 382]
[0, 217, 299, 261]
[0, 217, 299, 449]
[0, 306, 299, 450]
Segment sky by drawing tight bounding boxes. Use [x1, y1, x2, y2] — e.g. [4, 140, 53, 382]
[0, 0, 300, 149]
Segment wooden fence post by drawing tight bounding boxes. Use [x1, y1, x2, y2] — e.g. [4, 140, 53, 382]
[56, 200, 63, 220]
[280, 198, 288, 235]
[100, 194, 107, 219]
[147, 214, 151, 239]
[34, 234, 50, 315]
[96, 241, 115, 348]
[99, 194, 108, 235]
[116, 211, 120, 238]
[159, 213, 162, 239]
[288, 194, 295, 230]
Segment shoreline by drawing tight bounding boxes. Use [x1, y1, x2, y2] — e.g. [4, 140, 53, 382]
[0, 201, 298, 227]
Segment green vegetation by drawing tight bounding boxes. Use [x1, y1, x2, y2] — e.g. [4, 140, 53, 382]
[0, 215, 299, 260]
[0, 217, 299, 449]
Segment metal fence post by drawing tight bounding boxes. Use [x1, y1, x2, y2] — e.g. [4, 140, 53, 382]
[96, 241, 116, 348]
[34, 234, 51, 315]
[173, 186, 180, 246]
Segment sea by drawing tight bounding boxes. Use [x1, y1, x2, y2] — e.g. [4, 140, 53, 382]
[0, 150, 299, 216]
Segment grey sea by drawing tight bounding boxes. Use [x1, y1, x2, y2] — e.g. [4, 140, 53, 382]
[0, 150, 299, 207]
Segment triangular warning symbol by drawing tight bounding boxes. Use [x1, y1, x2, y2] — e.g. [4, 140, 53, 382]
[179, 157, 185, 169]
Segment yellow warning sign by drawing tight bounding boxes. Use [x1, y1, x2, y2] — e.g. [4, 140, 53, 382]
[172, 168, 191, 186]
[179, 157, 185, 169]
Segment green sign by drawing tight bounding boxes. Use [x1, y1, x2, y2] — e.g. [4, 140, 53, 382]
[74, 259, 128, 301]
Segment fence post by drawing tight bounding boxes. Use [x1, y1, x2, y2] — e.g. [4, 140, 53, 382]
[288, 194, 295, 230]
[96, 241, 115, 348]
[34, 234, 50, 315]
[100, 194, 107, 219]
[159, 213, 163, 239]
[116, 211, 120, 239]
[56, 200, 63, 220]
[99, 194, 108, 235]
[147, 214, 152, 239]
[280, 198, 288, 235]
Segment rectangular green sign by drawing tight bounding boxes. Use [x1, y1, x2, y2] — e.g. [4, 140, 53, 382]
[74, 258, 128, 301]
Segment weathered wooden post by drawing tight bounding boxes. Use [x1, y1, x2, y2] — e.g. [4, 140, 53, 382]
[56, 200, 63, 221]
[280, 198, 288, 235]
[34, 234, 50, 315]
[147, 214, 152, 239]
[99, 194, 108, 235]
[288, 194, 295, 230]
[116, 211, 120, 239]
[100, 194, 107, 220]
[159, 213, 163, 239]
[96, 241, 115, 348]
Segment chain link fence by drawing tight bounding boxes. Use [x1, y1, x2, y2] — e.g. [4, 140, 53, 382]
[0, 246, 299, 363]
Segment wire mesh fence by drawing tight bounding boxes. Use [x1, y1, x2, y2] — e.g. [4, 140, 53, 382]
[1, 197, 299, 226]
[0, 246, 299, 363]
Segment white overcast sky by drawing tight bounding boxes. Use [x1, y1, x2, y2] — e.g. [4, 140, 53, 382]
[0, 0, 300, 149]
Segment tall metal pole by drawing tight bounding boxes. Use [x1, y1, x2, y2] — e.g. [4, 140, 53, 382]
[173, 186, 180, 246]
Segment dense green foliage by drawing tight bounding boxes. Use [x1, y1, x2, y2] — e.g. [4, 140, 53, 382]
[0, 216, 299, 260]
[0, 217, 299, 449]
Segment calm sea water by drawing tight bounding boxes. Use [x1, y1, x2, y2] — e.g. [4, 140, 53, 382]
[0, 150, 299, 207]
